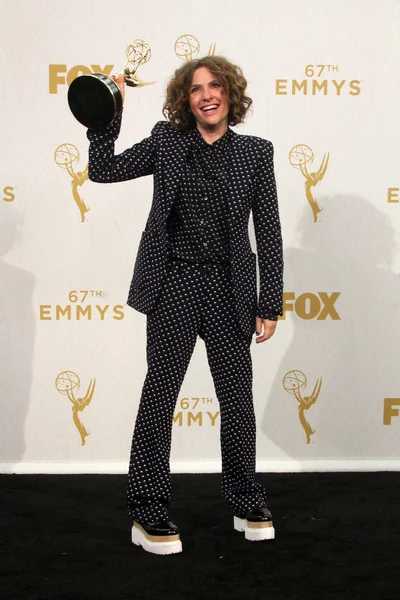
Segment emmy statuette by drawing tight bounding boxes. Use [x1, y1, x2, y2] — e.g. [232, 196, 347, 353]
[68, 40, 152, 130]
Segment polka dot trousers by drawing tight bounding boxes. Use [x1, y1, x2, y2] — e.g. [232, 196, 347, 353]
[127, 258, 268, 522]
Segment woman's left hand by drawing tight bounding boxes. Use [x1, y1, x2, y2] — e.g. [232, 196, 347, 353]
[255, 317, 277, 343]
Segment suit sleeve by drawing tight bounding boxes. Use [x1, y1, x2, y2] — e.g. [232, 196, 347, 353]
[252, 140, 284, 320]
[86, 111, 164, 183]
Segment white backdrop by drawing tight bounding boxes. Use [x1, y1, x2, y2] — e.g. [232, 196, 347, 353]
[1, 0, 400, 473]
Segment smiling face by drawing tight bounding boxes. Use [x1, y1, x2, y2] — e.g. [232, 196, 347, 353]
[188, 66, 230, 133]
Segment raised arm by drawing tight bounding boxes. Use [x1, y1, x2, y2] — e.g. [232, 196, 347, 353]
[86, 73, 164, 183]
[86, 112, 164, 183]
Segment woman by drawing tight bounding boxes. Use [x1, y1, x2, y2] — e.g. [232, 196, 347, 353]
[87, 55, 283, 555]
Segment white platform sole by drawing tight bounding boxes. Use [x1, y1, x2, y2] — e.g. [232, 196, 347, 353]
[234, 516, 275, 541]
[131, 522, 182, 555]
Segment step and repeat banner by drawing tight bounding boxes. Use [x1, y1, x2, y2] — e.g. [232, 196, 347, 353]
[1, 0, 400, 472]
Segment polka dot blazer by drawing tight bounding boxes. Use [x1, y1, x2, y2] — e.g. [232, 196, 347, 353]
[87, 113, 283, 339]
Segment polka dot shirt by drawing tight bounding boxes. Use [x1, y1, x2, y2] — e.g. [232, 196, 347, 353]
[167, 125, 232, 265]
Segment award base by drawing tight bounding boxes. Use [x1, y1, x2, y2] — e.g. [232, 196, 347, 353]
[68, 73, 123, 130]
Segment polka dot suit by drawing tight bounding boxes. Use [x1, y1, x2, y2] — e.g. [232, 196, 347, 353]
[87, 112, 284, 521]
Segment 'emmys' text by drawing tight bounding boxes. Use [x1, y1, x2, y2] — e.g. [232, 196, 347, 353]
[276, 65, 361, 96]
[40, 290, 125, 321]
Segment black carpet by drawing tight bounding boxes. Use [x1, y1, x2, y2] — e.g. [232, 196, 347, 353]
[1, 473, 399, 600]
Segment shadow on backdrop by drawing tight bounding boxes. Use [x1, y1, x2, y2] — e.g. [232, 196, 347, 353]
[0, 202, 35, 468]
[261, 194, 399, 461]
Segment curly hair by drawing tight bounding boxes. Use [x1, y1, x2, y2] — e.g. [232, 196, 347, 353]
[162, 55, 252, 131]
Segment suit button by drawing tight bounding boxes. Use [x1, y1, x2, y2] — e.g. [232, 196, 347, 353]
[200, 219, 204, 224]
[203, 241, 208, 247]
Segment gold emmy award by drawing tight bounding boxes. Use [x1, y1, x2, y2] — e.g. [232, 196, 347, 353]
[283, 370, 322, 444]
[55, 371, 96, 446]
[68, 40, 154, 130]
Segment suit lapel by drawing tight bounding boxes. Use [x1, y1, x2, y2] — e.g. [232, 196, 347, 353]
[161, 132, 191, 219]
[225, 131, 253, 217]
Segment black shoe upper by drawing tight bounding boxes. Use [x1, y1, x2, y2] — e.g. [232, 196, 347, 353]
[135, 519, 180, 536]
[234, 506, 273, 521]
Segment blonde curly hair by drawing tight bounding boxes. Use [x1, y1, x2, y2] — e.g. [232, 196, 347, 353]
[162, 55, 252, 131]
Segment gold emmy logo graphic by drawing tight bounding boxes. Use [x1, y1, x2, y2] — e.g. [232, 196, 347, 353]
[383, 398, 400, 425]
[54, 144, 89, 222]
[289, 144, 330, 223]
[174, 34, 216, 61]
[283, 370, 323, 444]
[55, 371, 96, 446]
